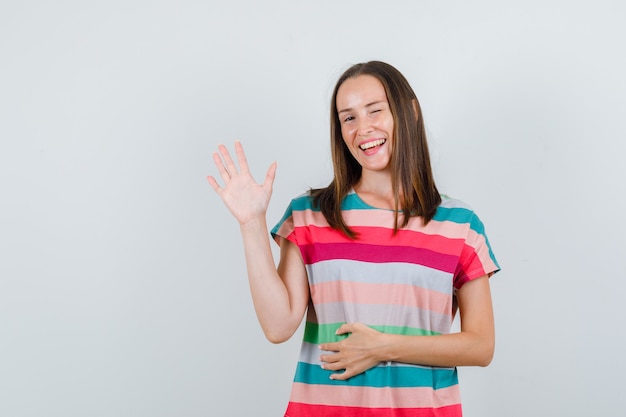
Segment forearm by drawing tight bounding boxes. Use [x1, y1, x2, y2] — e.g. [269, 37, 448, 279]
[239, 217, 305, 343]
[380, 330, 494, 368]
[382, 277, 494, 368]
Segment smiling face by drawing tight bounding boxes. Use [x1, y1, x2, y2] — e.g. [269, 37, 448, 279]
[336, 74, 395, 174]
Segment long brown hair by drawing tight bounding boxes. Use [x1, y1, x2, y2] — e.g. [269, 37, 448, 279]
[311, 61, 441, 238]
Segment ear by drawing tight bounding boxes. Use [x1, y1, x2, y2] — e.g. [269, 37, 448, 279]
[411, 99, 419, 121]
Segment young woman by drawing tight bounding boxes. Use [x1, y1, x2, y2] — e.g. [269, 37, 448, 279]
[208, 61, 500, 417]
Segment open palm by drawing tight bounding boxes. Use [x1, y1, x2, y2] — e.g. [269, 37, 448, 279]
[207, 142, 277, 225]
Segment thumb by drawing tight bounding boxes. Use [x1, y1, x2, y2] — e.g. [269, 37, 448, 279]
[335, 323, 354, 335]
[263, 161, 277, 189]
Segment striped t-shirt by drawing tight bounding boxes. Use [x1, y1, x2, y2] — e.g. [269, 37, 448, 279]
[271, 190, 500, 417]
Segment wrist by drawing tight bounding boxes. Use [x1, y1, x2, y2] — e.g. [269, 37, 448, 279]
[377, 332, 396, 362]
[239, 215, 268, 233]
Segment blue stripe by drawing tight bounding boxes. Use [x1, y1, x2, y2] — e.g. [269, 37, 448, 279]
[432, 206, 472, 225]
[290, 194, 482, 228]
[467, 211, 499, 269]
[290, 193, 371, 212]
[270, 200, 293, 237]
[271, 193, 369, 237]
[293, 362, 458, 389]
[434, 207, 500, 269]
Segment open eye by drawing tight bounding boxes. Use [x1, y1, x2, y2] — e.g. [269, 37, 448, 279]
[343, 115, 355, 123]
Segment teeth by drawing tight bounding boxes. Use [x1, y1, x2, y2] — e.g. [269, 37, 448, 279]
[359, 139, 386, 150]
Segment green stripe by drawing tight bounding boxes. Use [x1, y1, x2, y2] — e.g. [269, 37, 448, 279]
[303, 322, 439, 344]
[294, 362, 458, 389]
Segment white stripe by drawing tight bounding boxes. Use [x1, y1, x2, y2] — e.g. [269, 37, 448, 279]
[306, 259, 454, 294]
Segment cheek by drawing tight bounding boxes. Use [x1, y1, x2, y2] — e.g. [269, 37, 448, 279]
[341, 125, 355, 143]
[384, 119, 394, 145]
[384, 116, 394, 133]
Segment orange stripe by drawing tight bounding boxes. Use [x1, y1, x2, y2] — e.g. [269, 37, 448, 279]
[311, 281, 452, 315]
[289, 382, 460, 409]
[292, 209, 471, 239]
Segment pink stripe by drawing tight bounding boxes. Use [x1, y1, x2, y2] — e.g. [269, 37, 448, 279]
[293, 209, 471, 239]
[467, 229, 499, 274]
[300, 243, 457, 273]
[311, 281, 452, 315]
[286, 402, 462, 417]
[453, 230, 498, 288]
[293, 225, 465, 257]
[273, 215, 296, 244]
[289, 382, 460, 409]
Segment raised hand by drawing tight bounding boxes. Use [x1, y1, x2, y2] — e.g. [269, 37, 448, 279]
[207, 142, 277, 226]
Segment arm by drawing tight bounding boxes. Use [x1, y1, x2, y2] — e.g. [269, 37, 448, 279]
[320, 275, 494, 380]
[241, 223, 309, 343]
[208, 142, 309, 343]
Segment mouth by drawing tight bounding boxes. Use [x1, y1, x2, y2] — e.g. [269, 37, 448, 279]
[359, 138, 386, 151]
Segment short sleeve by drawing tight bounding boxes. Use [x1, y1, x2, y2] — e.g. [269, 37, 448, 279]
[270, 200, 298, 246]
[453, 211, 500, 289]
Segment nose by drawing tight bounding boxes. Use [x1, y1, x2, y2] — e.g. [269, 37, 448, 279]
[357, 117, 373, 137]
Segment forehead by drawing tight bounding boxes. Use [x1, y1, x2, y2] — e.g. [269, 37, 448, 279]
[336, 74, 388, 109]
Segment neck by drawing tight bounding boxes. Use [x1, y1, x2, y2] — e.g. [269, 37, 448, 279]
[354, 170, 397, 210]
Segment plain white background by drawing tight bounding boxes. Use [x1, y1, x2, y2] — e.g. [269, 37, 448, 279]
[1, 1, 625, 416]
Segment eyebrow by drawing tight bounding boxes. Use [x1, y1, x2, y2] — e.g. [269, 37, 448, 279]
[337, 100, 387, 114]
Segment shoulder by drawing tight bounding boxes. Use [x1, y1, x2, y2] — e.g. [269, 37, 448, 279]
[438, 194, 472, 210]
[436, 194, 488, 234]
[286, 189, 363, 211]
[436, 194, 479, 223]
[437, 194, 474, 214]
[287, 191, 318, 212]
[271, 191, 316, 241]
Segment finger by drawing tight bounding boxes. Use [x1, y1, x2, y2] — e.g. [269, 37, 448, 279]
[218, 144, 238, 176]
[320, 342, 340, 352]
[321, 361, 344, 371]
[206, 176, 222, 194]
[320, 351, 340, 363]
[213, 152, 231, 183]
[234, 141, 250, 174]
[263, 162, 277, 189]
[330, 369, 352, 381]
[335, 323, 354, 335]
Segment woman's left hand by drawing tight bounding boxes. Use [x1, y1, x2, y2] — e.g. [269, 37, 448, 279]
[319, 323, 387, 381]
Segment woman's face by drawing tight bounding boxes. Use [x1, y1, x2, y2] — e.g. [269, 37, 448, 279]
[336, 74, 394, 174]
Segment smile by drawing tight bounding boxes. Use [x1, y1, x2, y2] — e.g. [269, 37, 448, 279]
[359, 139, 386, 150]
